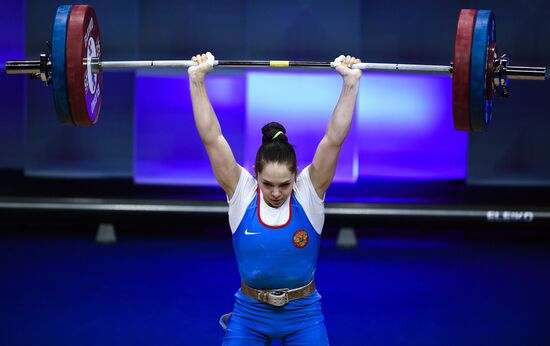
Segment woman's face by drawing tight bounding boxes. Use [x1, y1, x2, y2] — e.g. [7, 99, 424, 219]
[256, 162, 296, 208]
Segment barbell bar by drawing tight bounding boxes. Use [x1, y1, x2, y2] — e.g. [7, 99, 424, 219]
[4, 5, 548, 130]
[6, 59, 545, 78]
[6, 58, 545, 77]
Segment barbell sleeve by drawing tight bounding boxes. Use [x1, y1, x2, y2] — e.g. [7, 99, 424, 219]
[503, 66, 547, 81]
[4, 60, 43, 74]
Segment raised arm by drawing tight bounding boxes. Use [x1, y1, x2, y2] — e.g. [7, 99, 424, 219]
[309, 55, 362, 199]
[188, 52, 241, 199]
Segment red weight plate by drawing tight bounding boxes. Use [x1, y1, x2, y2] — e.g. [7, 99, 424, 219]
[452, 9, 477, 131]
[66, 5, 102, 126]
[486, 43, 496, 101]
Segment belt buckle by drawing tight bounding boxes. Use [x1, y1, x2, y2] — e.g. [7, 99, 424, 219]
[267, 289, 289, 307]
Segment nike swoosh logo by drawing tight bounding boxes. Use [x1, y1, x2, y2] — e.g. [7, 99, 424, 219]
[244, 229, 261, 235]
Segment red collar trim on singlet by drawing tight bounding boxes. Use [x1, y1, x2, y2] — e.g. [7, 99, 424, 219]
[257, 186, 293, 229]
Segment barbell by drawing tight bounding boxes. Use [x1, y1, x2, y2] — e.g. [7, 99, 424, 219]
[4, 5, 548, 131]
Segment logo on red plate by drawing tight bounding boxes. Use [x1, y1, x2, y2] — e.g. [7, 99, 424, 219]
[293, 229, 309, 248]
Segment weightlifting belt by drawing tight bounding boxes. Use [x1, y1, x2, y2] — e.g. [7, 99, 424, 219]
[240, 279, 315, 307]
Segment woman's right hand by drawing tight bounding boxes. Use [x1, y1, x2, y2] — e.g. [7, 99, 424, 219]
[188, 52, 215, 83]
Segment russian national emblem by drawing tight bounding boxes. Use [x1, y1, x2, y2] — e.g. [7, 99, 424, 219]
[293, 229, 309, 248]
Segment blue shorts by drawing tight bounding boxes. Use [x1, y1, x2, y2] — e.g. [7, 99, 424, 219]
[222, 289, 329, 345]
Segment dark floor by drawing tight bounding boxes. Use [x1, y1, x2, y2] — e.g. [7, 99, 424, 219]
[1, 226, 550, 346]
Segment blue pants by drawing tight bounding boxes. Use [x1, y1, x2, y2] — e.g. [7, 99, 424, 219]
[222, 289, 329, 346]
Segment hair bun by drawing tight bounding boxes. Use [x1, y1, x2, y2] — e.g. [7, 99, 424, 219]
[261, 122, 288, 144]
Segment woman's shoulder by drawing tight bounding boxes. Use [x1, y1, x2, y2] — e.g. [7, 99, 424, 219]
[294, 165, 313, 192]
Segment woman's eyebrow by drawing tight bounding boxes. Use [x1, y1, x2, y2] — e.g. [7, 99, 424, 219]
[262, 179, 292, 185]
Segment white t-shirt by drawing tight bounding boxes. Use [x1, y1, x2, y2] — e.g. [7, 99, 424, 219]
[228, 165, 325, 235]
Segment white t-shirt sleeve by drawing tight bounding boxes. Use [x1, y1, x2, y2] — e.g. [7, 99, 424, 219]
[227, 166, 257, 234]
[294, 165, 325, 235]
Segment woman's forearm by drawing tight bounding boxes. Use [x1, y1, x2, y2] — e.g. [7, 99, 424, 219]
[189, 79, 222, 145]
[325, 81, 359, 146]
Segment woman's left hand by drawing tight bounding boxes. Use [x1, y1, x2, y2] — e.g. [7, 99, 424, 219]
[333, 55, 362, 86]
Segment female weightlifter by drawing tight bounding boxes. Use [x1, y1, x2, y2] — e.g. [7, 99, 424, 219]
[188, 52, 361, 345]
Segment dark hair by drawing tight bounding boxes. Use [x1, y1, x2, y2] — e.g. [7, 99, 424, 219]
[254, 122, 297, 176]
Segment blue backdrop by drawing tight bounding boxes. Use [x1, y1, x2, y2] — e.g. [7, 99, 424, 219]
[1, 0, 549, 189]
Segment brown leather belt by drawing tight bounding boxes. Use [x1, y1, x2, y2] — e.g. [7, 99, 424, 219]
[240, 280, 316, 307]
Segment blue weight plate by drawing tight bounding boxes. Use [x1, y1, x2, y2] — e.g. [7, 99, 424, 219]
[469, 10, 495, 132]
[51, 5, 74, 125]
